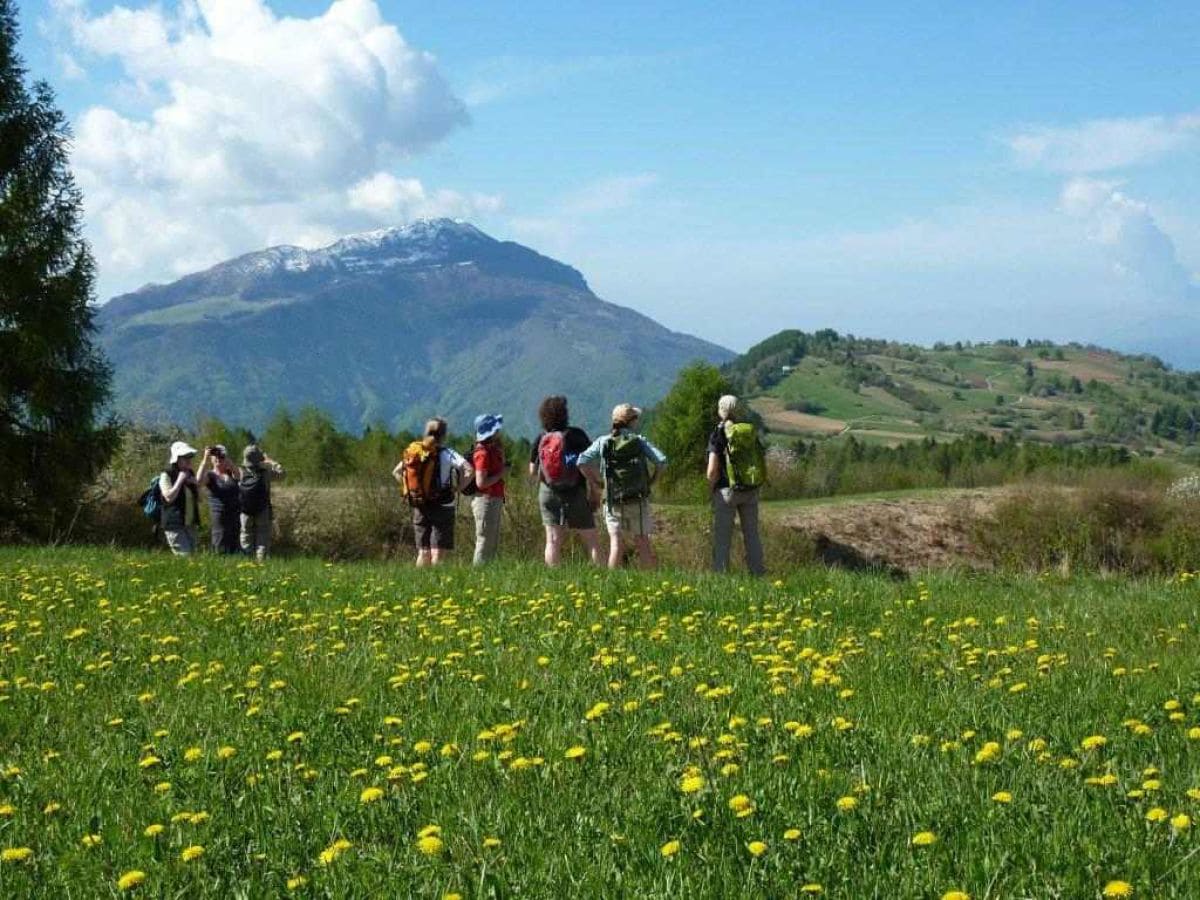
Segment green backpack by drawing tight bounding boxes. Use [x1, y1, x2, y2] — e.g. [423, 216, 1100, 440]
[603, 433, 651, 503]
[724, 422, 766, 489]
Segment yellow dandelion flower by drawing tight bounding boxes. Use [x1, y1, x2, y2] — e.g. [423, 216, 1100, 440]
[1146, 807, 1169, 823]
[1102, 881, 1133, 898]
[180, 845, 205, 862]
[783, 828, 802, 841]
[287, 732, 305, 743]
[1171, 813, 1191, 830]
[564, 746, 586, 760]
[991, 791, 1013, 803]
[660, 840, 681, 858]
[728, 794, 755, 817]
[483, 837, 501, 849]
[144, 823, 164, 838]
[416, 835, 444, 856]
[443, 894, 463, 900]
[2, 847, 34, 863]
[138, 755, 160, 769]
[360, 786, 385, 804]
[1081, 735, 1107, 751]
[0, 804, 14, 817]
[680, 774, 705, 794]
[911, 831, 937, 847]
[317, 838, 352, 866]
[216, 746, 237, 760]
[942, 892, 971, 900]
[42, 801, 60, 816]
[747, 840, 767, 857]
[82, 833, 102, 848]
[800, 886, 823, 895]
[286, 875, 308, 891]
[117, 870, 146, 890]
[836, 795, 858, 812]
[183, 747, 203, 763]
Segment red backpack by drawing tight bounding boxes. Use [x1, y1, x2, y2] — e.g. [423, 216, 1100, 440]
[538, 431, 580, 490]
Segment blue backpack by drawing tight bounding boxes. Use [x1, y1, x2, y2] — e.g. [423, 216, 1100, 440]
[138, 476, 163, 520]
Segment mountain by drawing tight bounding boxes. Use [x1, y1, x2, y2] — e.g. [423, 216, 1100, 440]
[728, 329, 1200, 453]
[97, 220, 732, 437]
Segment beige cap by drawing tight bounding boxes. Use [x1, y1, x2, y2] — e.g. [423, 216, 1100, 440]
[611, 403, 642, 427]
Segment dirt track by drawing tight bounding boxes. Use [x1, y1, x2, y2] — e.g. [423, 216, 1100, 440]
[775, 488, 1009, 573]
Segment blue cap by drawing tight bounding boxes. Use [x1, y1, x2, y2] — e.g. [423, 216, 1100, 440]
[475, 413, 503, 442]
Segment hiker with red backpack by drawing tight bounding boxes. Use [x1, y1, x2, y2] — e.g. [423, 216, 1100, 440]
[393, 418, 472, 567]
[471, 414, 507, 565]
[707, 394, 767, 575]
[577, 403, 668, 570]
[529, 395, 602, 566]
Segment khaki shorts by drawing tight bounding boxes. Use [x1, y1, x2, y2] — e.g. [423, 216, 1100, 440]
[604, 498, 653, 538]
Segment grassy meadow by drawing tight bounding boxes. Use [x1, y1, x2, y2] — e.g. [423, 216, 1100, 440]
[1, 548, 1198, 898]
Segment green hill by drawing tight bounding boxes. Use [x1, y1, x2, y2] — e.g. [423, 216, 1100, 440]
[726, 329, 1200, 453]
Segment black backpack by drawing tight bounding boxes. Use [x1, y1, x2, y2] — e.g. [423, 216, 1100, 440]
[240, 468, 270, 515]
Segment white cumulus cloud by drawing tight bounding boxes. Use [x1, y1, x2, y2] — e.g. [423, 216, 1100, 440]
[1059, 177, 1198, 302]
[346, 172, 501, 222]
[52, 0, 488, 298]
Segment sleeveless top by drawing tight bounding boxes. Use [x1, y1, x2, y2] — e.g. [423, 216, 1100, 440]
[205, 471, 241, 517]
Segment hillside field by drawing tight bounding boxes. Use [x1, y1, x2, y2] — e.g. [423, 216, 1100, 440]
[1, 549, 1199, 897]
[733, 334, 1200, 452]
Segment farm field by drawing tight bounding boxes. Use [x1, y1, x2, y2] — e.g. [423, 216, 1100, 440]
[1, 549, 1199, 898]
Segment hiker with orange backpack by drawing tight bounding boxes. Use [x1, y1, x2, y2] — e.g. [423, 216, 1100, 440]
[393, 418, 472, 567]
[529, 395, 602, 566]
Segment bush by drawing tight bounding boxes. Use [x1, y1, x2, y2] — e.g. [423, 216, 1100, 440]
[976, 477, 1200, 574]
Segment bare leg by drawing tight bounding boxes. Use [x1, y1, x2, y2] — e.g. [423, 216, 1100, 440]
[544, 525, 564, 567]
[430, 548, 448, 566]
[607, 529, 623, 569]
[577, 528, 602, 565]
[416, 549, 431, 567]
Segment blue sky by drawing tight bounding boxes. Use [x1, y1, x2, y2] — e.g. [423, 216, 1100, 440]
[17, 1, 1200, 364]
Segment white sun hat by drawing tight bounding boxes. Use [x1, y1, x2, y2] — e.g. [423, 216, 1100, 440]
[169, 441, 198, 464]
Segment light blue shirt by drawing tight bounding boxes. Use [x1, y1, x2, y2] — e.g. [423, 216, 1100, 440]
[577, 429, 668, 468]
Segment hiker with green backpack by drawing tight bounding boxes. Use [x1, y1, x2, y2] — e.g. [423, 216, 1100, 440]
[577, 403, 668, 570]
[707, 394, 766, 575]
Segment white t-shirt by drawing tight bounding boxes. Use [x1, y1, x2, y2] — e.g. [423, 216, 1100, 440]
[437, 447, 469, 507]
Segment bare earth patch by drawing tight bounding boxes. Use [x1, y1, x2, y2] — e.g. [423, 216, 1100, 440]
[753, 397, 848, 434]
[776, 488, 1012, 573]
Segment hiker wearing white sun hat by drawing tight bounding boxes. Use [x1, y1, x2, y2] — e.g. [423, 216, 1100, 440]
[159, 440, 201, 556]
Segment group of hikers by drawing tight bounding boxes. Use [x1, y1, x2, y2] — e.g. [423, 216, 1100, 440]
[150, 393, 767, 574]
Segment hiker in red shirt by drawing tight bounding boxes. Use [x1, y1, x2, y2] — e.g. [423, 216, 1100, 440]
[471, 413, 506, 564]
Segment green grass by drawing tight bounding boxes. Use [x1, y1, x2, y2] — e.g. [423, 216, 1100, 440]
[2, 548, 1199, 898]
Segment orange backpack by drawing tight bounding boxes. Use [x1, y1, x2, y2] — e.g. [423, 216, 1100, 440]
[401, 438, 445, 506]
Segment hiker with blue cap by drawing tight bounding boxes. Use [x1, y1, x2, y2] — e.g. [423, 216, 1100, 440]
[471, 413, 507, 564]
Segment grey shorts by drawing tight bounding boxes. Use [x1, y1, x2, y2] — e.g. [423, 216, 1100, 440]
[414, 504, 455, 550]
[164, 527, 197, 556]
[538, 482, 595, 530]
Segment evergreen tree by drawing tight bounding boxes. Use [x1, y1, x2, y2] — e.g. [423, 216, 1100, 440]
[649, 362, 733, 489]
[0, 0, 117, 538]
